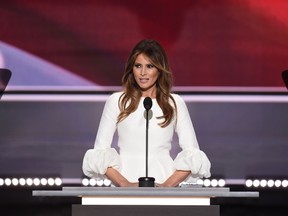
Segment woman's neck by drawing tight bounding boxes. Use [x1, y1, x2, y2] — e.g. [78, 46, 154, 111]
[141, 87, 157, 99]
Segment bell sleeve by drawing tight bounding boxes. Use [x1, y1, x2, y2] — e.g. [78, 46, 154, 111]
[82, 93, 122, 179]
[172, 94, 211, 182]
[82, 148, 121, 179]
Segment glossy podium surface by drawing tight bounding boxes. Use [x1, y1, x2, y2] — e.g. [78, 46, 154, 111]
[33, 187, 259, 216]
[33, 186, 259, 199]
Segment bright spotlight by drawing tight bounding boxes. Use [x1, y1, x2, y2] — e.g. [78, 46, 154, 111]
[96, 179, 104, 187]
[47, 178, 55, 186]
[5, 178, 12, 186]
[196, 179, 204, 186]
[267, 180, 274, 187]
[211, 179, 218, 187]
[19, 178, 26, 186]
[82, 178, 89, 186]
[252, 179, 260, 187]
[218, 179, 226, 187]
[26, 178, 33, 186]
[33, 178, 40, 186]
[282, 180, 288, 187]
[41, 178, 48, 186]
[245, 179, 253, 187]
[89, 179, 96, 186]
[203, 179, 211, 187]
[55, 178, 62, 186]
[12, 178, 19, 186]
[260, 179, 267, 187]
[274, 180, 281, 187]
[103, 179, 111, 187]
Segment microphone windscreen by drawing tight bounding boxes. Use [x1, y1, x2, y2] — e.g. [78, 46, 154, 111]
[143, 97, 153, 110]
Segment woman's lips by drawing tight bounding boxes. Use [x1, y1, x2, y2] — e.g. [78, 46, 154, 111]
[140, 78, 149, 83]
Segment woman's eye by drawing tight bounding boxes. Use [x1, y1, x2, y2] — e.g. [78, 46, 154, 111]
[147, 64, 154, 69]
[134, 64, 141, 68]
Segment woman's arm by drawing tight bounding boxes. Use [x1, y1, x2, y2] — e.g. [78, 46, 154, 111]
[106, 167, 138, 187]
[158, 170, 191, 187]
[83, 93, 123, 179]
[171, 94, 211, 183]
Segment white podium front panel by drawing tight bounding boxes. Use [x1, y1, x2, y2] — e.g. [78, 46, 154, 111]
[81, 197, 210, 206]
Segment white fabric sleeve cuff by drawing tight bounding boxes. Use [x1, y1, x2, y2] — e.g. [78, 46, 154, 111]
[82, 148, 121, 179]
[173, 148, 211, 183]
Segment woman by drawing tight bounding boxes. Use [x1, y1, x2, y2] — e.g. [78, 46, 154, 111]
[82, 39, 211, 187]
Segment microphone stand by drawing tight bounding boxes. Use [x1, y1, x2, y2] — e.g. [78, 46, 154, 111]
[138, 97, 155, 187]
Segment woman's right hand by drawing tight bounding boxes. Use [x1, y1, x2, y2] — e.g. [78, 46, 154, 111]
[120, 181, 138, 187]
[106, 167, 138, 187]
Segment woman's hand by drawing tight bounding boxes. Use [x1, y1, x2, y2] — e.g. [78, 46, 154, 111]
[157, 170, 191, 187]
[106, 167, 139, 187]
[120, 181, 139, 187]
[155, 182, 174, 187]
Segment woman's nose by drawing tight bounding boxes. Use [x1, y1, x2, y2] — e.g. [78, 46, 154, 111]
[140, 68, 146, 76]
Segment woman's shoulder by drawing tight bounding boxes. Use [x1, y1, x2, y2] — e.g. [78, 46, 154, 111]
[171, 93, 185, 103]
[170, 93, 188, 110]
[107, 91, 124, 101]
[104, 92, 124, 107]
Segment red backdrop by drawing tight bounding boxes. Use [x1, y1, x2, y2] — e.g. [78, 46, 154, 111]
[1, 0, 288, 87]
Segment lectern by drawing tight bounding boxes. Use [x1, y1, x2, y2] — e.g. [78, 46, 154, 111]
[33, 186, 259, 216]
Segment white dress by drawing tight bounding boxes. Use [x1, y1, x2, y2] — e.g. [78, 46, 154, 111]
[82, 92, 211, 184]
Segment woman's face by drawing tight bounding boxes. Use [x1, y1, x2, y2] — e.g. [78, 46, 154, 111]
[133, 53, 159, 97]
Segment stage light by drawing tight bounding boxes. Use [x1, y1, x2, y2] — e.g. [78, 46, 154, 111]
[33, 178, 40, 186]
[282, 180, 288, 187]
[55, 178, 62, 186]
[245, 178, 288, 188]
[274, 180, 281, 187]
[47, 178, 55, 186]
[5, 178, 12, 186]
[0, 177, 64, 187]
[260, 179, 267, 187]
[218, 179, 226, 187]
[196, 179, 204, 186]
[89, 179, 96, 186]
[245, 179, 253, 187]
[267, 179, 274, 188]
[12, 178, 19, 186]
[211, 179, 218, 187]
[103, 179, 111, 187]
[96, 179, 104, 187]
[267, 179, 274, 187]
[19, 178, 26, 186]
[40, 178, 48, 186]
[252, 179, 260, 187]
[203, 179, 211, 187]
[26, 178, 33, 186]
[82, 178, 89, 186]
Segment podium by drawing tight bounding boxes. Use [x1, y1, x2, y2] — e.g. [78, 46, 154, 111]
[33, 187, 259, 216]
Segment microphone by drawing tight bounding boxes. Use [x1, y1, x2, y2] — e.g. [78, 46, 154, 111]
[138, 97, 155, 187]
[143, 97, 152, 110]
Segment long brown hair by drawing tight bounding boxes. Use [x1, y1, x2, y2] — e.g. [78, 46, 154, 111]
[117, 39, 176, 127]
